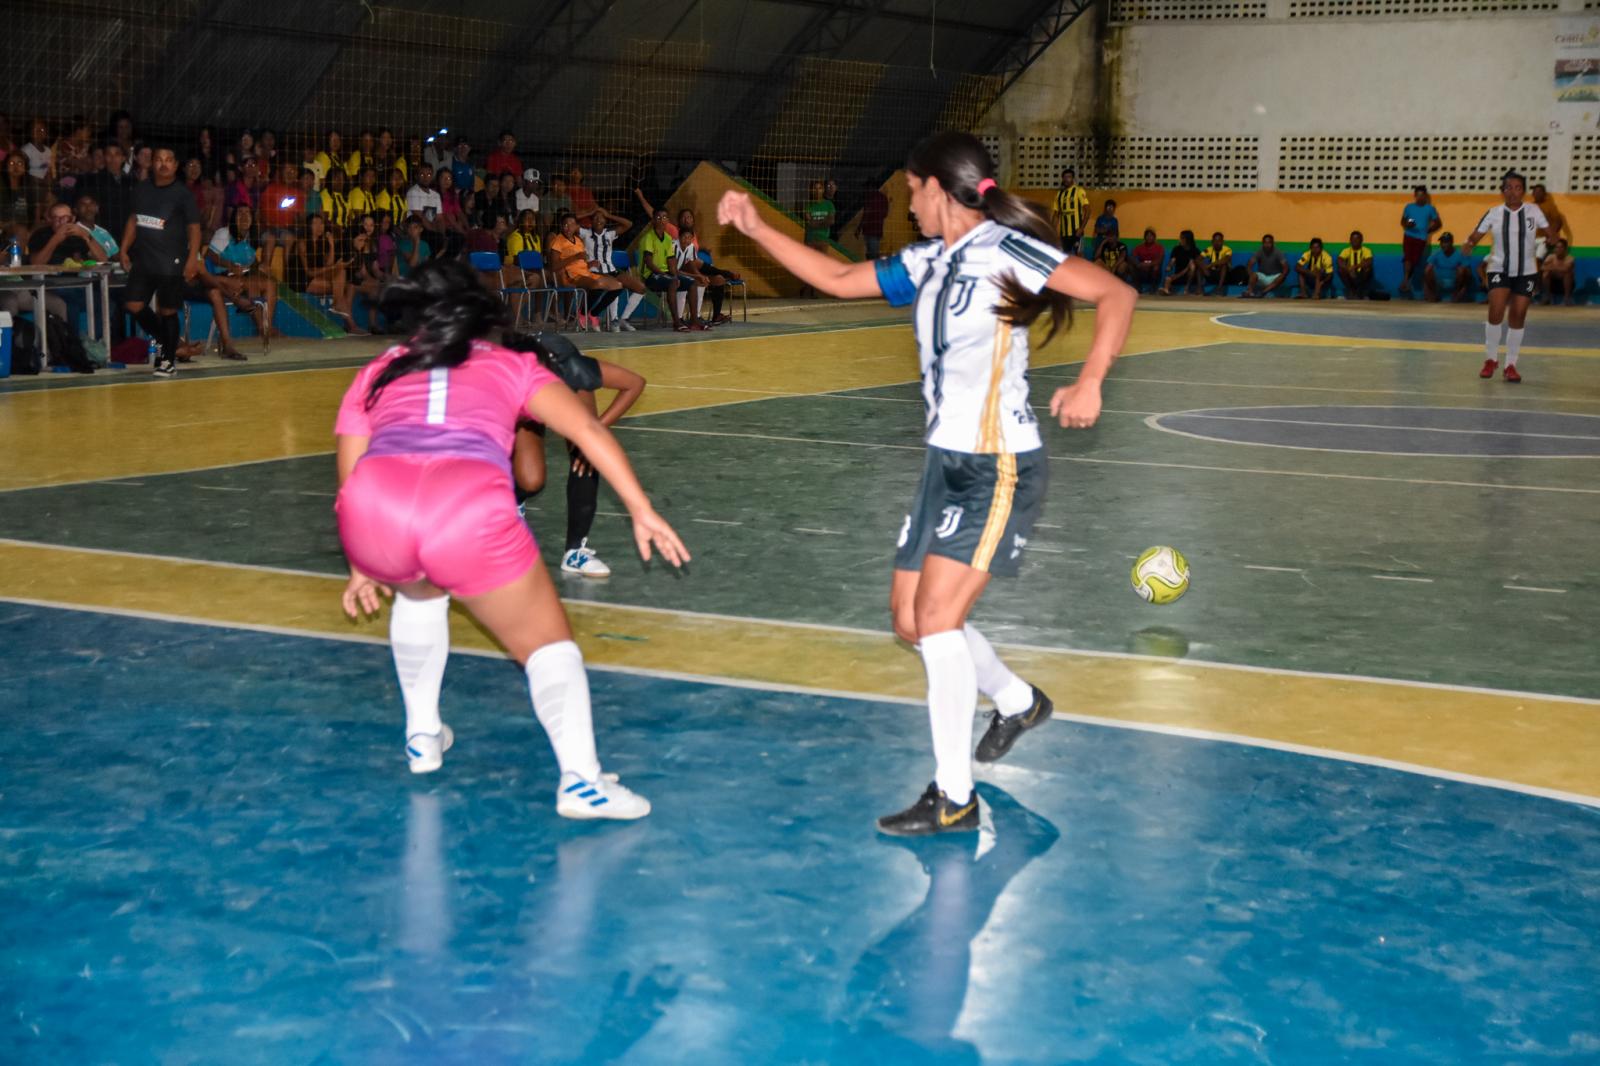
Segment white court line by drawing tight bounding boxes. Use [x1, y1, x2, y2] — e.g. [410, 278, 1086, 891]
[1372, 574, 1433, 583]
[794, 527, 845, 536]
[1094, 375, 1600, 407]
[0, 547, 1595, 708]
[3, 592, 1597, 811]
[1175, 409, 1600, 442]
[1244, 564, 1304, 573]
[297, 491, 335, 497]
[159, 418, 238, 429]
[1144, 414, 1600, 463]
[613, 424, 1600, 496]
[194, 485, 248, 493]
[1027, 546, 1065, 554]
[1505, 584, 1567, 594]
[98, 481, 145, 488]
[691, 518, 743, 526]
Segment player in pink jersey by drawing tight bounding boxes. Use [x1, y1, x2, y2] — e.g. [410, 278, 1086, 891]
[335, 259, 688, 820]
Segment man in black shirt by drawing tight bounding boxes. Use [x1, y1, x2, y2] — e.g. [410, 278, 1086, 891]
[118, 146, 201, 376]
[84, 143, 137, 248]
[0, 201, 107, 343]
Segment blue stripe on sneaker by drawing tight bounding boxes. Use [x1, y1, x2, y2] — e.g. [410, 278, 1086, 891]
[579, 788, 598, 799]
[564, 781, 587, 793]
[591, 796, 609, 806]
[407, 746, 422, 758]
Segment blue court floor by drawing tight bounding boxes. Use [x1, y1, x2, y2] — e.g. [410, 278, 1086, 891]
[4, 604, 1600, 1064]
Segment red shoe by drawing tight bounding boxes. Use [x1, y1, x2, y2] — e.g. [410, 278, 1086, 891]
[1479, 359, 1497, 379]
[1503, 364, 1521, 384]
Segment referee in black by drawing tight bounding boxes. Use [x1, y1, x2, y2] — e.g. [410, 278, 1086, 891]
[117, 146, 202, 377]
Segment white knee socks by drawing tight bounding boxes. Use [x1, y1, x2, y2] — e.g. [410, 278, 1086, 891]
[919, 629, 976, 804]
[621, 291, 643, 319]
[390, 593, 450, 740]
[963, 624, 1034, 716]
[527, 640, 602, 782]
[1485, 321, 1503, 362]
[1505, 327, 1524, 367]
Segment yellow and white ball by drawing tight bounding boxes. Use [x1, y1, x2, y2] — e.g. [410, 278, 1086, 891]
[1131, 546, 1191, 604]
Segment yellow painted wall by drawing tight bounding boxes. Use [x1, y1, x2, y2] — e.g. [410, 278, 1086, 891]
[662, 162, 852, 298]
[1016, 189, 1600, 250]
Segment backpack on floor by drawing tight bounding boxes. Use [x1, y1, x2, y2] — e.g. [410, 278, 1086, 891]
[45, 314, 95, 374]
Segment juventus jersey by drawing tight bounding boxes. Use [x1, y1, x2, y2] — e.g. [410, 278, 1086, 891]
[876, 221, 1066, 455]
[1475, 203, 1548, 277]
[579, 225, 619, 275]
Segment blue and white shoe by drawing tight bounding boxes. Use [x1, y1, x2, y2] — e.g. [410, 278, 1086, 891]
[557, 770, 651, 820]
[560, 539, 612, 578]
[406, 724, 454, 775]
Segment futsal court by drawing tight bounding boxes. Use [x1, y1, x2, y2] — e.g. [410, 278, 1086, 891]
[4, 296, 1600, 1063]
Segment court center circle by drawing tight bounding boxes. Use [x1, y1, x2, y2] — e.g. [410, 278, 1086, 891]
[1148, 406, 1600, 458]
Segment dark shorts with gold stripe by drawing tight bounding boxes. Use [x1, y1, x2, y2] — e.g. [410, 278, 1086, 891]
[893, 446, 1048, 578]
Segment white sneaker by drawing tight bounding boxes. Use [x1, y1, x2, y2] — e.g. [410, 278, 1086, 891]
[406, 724, 454, 774]
[556, 770, 651, 820]
[616, 318, 637, 332]
[561, 539, 612, 577]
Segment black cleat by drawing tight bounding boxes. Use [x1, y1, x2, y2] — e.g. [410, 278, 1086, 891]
[876, 782, 980, 836]
[974, 686, 1054, 764]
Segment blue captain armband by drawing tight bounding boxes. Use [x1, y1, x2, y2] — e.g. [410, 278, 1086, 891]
[874, 255, 916, 308]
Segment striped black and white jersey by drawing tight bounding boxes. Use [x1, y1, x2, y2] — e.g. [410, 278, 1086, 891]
[1475, 203, 1549, 277]
[579, 225, 620, 275]
[875, 220, 1067, 455]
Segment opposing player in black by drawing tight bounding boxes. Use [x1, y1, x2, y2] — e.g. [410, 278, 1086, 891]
[506, 332, 646, 578]
[720, 132, 1137, 835]
[1461, 171, 1554, 384]
[117, 146, 203, 377]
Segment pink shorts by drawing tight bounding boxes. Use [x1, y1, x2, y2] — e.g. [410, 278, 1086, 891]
[336, 455, 539, 597]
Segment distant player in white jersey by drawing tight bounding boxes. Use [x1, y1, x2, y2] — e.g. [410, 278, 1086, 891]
[718, 132, 1137, 835]
[1461, 171, 1554, 384]
[579, 206, 647, 330]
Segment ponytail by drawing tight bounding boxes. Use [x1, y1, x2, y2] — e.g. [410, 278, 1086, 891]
[364, 257, 507, 408]
[906, 131, 1072, 346]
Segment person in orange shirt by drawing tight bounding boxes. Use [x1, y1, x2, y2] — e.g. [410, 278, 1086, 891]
[547, 211, 622, 331]
[258, 160, 304, 275]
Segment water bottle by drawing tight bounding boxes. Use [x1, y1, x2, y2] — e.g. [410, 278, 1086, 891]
[147, 338, 158, 363]
[6, 236, 19, 267]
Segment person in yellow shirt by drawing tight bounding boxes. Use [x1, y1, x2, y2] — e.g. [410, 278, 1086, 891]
[1200, 231, 1232, 296]
[320, 168, 351, 233]
[347, 166, 381, 217]
[1337, 230, 1373, 299]
[501, 208, 544, 323]
[375, 168, 408, 220]
[1296, 237, 1334, 299]
[1050, 167, 1090, 253]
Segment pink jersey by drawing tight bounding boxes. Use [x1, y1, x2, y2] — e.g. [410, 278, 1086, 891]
[335, 339, 560, 472]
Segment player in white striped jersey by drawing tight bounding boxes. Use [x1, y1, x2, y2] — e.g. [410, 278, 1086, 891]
[719, 132, 1137, 835]
[1461, 171, 1554, 383]
[579, 207, 646, 331]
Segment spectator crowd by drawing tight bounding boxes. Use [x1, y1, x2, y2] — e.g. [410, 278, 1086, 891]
[0, 111, 743, 364]
[1048, 169, 1583, 304]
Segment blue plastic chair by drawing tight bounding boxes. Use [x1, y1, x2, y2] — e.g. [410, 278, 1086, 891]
[699, 248, 746, 322]
[471, 250, 526, 320]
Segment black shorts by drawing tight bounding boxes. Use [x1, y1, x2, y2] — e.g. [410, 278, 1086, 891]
[1486, 272, 1537, 298]
[1059, 234, 1080, 255]
[123, 271, 185, 311]
[893, 447, 1048, 578]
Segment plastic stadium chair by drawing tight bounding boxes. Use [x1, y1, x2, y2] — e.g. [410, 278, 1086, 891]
[518, 250, 588, 330]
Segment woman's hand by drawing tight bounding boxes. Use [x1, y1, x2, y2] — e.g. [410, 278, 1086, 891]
[342, 567, 392, 619]
[1051, 379, 1102, 429]
[567, 441, 593, 476]
[716, 191, 761, 236]
[631, 506, 690, 568]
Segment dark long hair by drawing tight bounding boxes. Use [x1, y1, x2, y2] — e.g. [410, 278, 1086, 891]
[905, 131, 1071, 345]
[364, 258, 507, 408]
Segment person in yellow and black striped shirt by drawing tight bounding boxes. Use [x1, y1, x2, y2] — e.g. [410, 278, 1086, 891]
[347, 166, 381, 218]
[1337, 230, 1374, 299]
[1050, 167, 1090, 254]
[1296, 237, 1335, 299]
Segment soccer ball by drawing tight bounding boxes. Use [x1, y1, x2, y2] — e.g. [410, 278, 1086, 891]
[1131, 546, 1190, 604]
